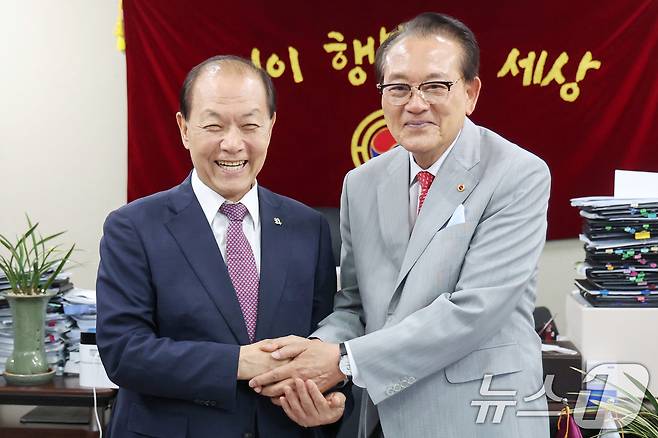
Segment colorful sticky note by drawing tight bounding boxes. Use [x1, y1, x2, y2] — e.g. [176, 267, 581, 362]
[635, 230, 651, 240]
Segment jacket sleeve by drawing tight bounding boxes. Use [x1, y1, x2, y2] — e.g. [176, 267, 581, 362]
[312, 173, 366, 343]
[96, 209, 240, 410]
[310, 214, 354, 438]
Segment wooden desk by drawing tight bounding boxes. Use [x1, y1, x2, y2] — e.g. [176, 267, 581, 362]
[0, 375, 116, 438]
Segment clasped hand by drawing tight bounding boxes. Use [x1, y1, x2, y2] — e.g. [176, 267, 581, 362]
[241, 336, 347, 427]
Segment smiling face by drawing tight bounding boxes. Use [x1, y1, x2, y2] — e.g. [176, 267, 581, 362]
[176, 65, 276, 201]
[381, 34, 481, 168]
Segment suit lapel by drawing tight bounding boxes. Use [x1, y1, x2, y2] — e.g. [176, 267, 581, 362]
[394, 118, 482, 292]
[254, 187, 289, 341]
[165, 177, 250, 344]
[377, 147, 411, 272]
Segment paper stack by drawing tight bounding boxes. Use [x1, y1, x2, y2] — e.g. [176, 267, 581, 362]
[571, 196, 658, 307]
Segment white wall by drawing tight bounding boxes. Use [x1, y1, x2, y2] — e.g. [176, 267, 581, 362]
[0, 0, 583, 350]
[0, 0, 126, 423]
[0, 0, 127, 290]
[536, 239, 582, 333]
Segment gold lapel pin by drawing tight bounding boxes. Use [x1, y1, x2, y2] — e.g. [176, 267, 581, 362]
[457, 184, 465, 192]
[274, 217, 282, 226]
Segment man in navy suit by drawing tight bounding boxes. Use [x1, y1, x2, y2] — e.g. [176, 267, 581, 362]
[96, 55, 344, 437]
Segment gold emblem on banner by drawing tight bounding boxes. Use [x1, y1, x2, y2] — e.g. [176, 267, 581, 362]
[351, 109, 397, 167]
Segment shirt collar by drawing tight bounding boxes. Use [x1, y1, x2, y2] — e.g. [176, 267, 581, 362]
[409, 129, 462, 186]
[191, 169, 260, 228]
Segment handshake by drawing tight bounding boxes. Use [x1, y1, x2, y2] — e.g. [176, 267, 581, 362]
[237, 336, 348, 427]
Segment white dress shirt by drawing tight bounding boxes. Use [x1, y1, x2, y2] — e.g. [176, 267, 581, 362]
[346, 130, 462, 388]
[191, 169, 261, 274]
[408, 130, 461, 230]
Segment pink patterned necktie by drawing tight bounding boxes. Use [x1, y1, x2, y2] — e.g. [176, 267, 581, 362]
[219, 202, 259, 342]
[417, 171, 435, 213]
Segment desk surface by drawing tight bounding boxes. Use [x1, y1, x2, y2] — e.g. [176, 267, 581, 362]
[0, 376, 116, 407]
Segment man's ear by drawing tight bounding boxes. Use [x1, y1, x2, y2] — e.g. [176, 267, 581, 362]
[464, 77, 482, 116]
[176, 112, 190, 150]
[268, 112, 277, 136]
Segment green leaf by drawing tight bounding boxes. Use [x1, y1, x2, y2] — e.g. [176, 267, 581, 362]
[0, 217, 75, 295]
[14, 223, 39, 252]
[625, 372, 658, 415]
[598, 398, 658, 436]
[28, 215, 39, 267]
[41, 244, 74, 291]
[31, 261, 40, 290]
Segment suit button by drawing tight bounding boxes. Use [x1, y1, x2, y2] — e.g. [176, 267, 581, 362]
[243, 433, 255, 438]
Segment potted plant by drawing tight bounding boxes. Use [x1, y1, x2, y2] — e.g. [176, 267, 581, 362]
[595, 373, 658, 437]
[569, 368, 658, 437]
[0, 216, 74, 385]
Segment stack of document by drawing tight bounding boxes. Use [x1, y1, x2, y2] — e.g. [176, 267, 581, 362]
[571, 197, 658, 307]
[0, 271, 74, 294]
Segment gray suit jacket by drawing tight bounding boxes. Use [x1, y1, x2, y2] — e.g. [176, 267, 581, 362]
[313, 118, 551, 437]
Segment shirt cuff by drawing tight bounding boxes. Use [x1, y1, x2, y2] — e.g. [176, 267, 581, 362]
[344, 341, 365, 388]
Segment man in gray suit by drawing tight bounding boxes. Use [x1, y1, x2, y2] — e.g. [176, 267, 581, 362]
[251, 12, 550, 437]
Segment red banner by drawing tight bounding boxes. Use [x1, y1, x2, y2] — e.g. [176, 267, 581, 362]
[124, 0, 658, 239]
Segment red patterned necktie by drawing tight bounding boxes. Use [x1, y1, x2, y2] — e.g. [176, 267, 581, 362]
[417, 171, 435, 213]
[219, 202, 259, 342]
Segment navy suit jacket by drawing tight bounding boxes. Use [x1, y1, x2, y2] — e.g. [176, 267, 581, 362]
[96, 176, 337, 438]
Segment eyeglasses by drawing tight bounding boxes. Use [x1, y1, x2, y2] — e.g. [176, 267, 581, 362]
[377, 79, 462, 105]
